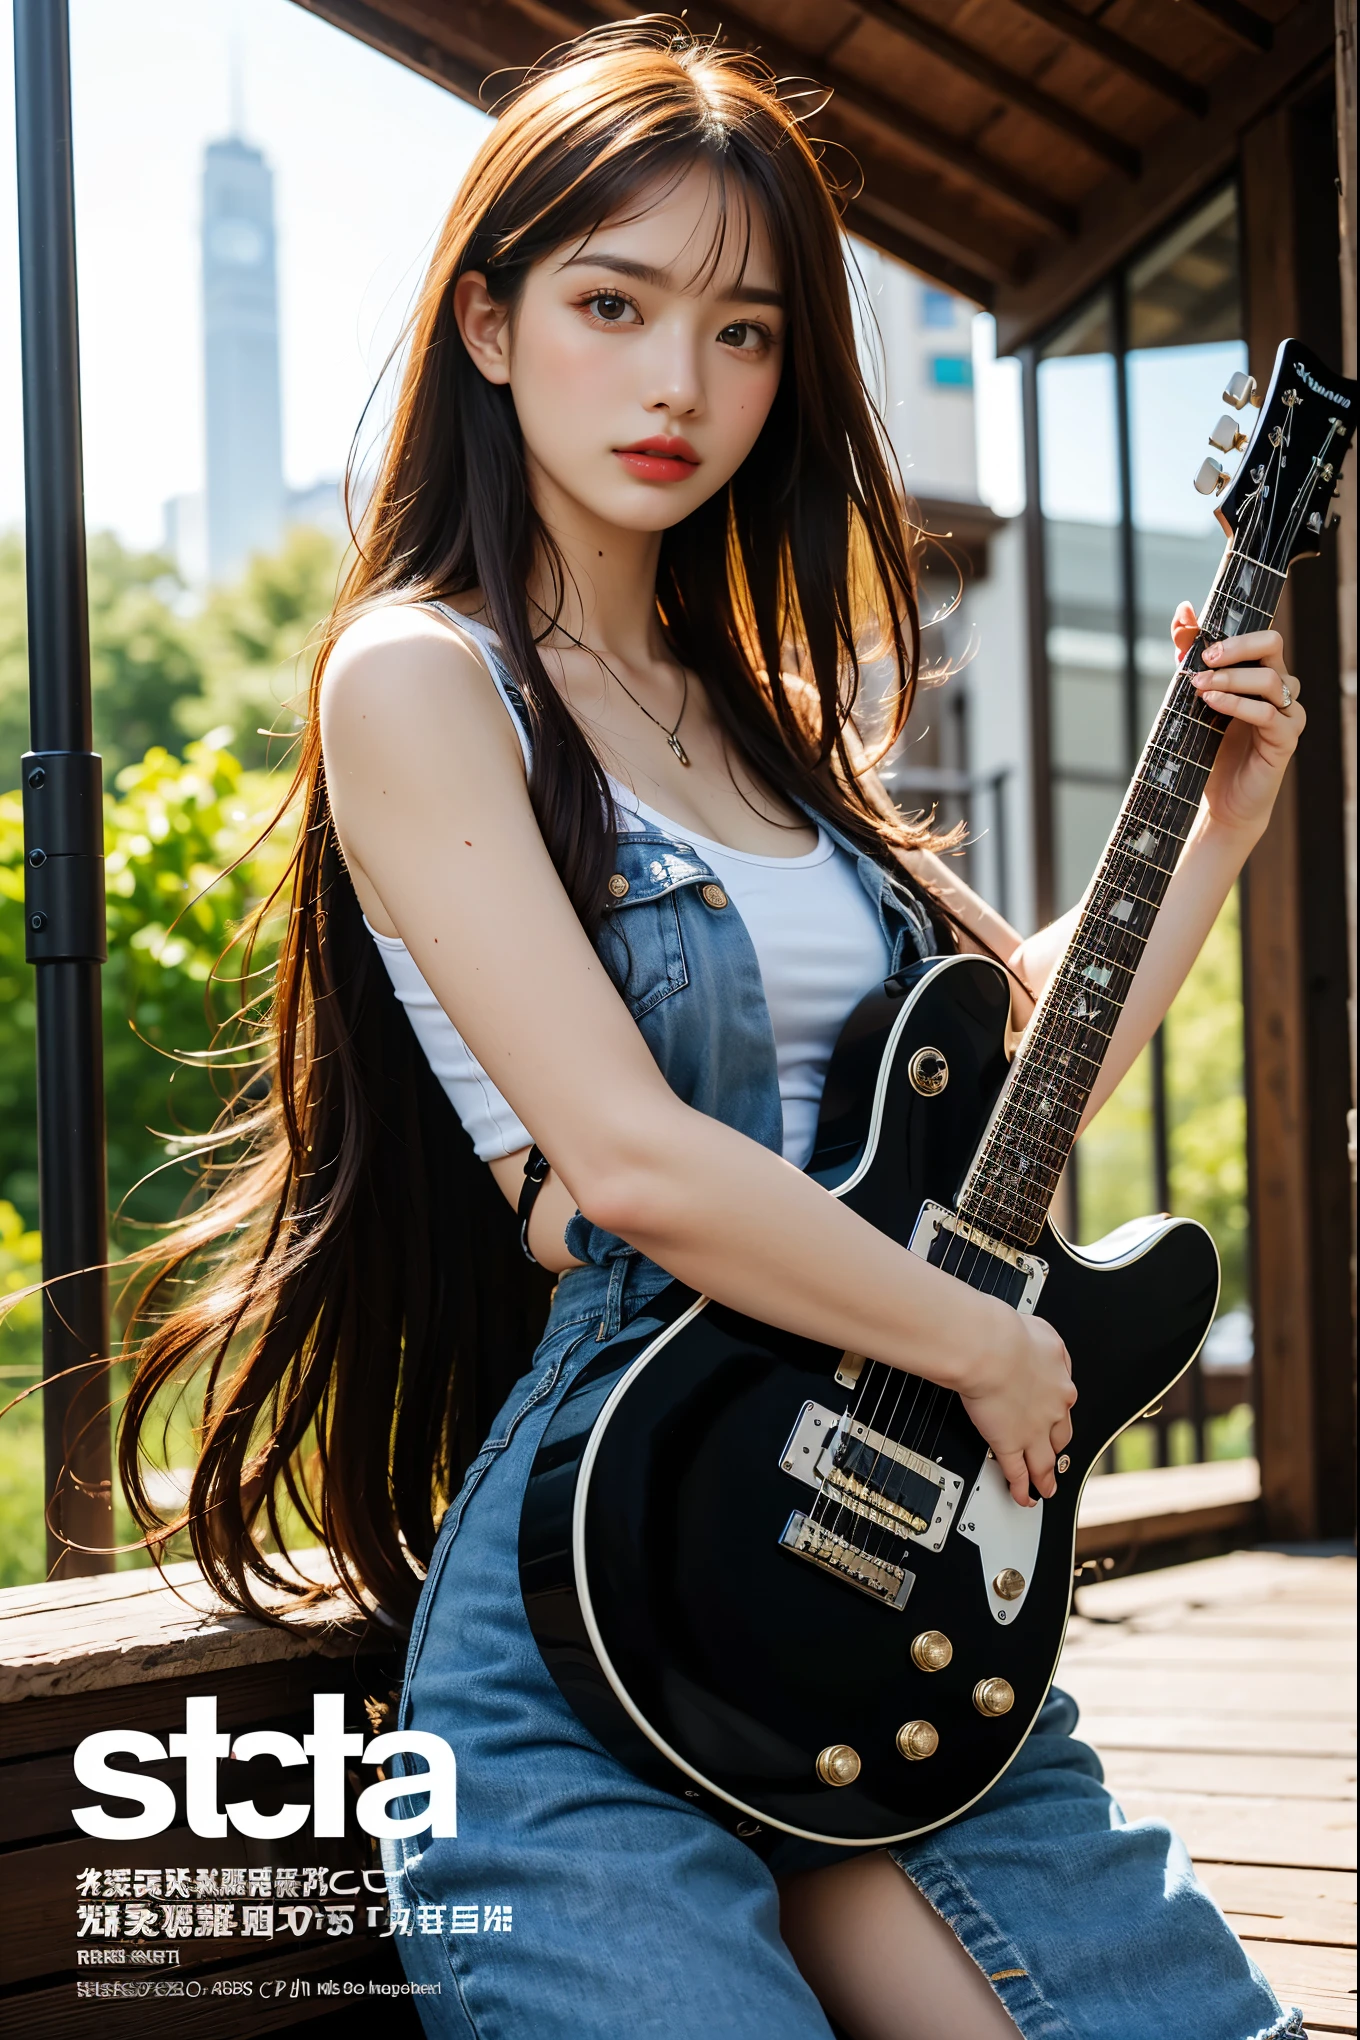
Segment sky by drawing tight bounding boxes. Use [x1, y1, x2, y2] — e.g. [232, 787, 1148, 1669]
[0, 0, 1228, 551]
[0, 0, 493, 546]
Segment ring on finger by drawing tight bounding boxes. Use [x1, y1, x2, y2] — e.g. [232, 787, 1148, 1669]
[1280, 679, 1294, 709]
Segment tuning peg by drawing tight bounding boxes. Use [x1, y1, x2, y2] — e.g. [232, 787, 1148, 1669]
[1194, 456, 1230, 496]
[1222, 371, 1257, 410]
[1208, 413, 1248, 453]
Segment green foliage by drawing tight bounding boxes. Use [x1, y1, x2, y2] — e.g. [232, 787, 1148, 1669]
[0, 522, 342, 787]
[176, 526, 342, 770]
[1076, 888, 1248, 1313]
[0, 1201, 44, 1589]
[0, 741, 291, 1231]
[0, 525, 342, 1589]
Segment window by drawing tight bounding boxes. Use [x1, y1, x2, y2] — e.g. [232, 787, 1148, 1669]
[921, 285, 957, 328]
[1027, 187, 1251, 1467]
[929, 354, 973, 389]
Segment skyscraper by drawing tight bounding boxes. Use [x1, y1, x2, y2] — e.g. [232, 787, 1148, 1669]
[202, 136, 284, 581]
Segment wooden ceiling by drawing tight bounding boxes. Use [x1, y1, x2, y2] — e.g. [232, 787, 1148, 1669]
[293, 0, 1335, 347]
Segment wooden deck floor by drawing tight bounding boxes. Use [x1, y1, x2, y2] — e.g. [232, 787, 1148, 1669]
[1059, 1548, 1357, 2036]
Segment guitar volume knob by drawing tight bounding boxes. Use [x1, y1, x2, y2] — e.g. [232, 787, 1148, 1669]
[815, 1744, 861, 1787]
[993, 1568, 1025, 1600]
[896, 1720, 939, 1761]
[910, 1630, 953, 1672]
[973, 1677, 1015, 1717]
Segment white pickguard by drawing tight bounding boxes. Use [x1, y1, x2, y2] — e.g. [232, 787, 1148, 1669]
[956, 1452, 1043, 1623]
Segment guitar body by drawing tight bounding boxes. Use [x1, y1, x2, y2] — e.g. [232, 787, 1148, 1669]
[520, 954, 1220, 1845]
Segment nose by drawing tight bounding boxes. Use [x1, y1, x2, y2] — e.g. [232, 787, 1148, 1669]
[641, 314, 704, 422]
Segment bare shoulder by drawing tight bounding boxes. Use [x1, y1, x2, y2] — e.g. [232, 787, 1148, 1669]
[320, 601, 522, 774]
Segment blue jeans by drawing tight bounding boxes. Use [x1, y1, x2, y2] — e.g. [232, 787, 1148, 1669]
[381, 1277, 1300, 2039]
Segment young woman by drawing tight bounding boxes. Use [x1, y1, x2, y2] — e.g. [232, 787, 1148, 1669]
[120, 24, 1305, 2040]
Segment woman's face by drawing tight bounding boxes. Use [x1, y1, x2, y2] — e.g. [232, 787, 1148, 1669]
[457, 162, 787, 533]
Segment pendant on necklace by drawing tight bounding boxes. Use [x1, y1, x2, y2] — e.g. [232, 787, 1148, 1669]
[669, 734, 691, 766]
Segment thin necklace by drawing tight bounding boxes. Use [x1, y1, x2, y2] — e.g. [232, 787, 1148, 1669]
[531, 600, 691, 767]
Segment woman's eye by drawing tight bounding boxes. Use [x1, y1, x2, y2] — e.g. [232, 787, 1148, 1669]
[718, 321, 769, 352]
[585, 292, 636, 324]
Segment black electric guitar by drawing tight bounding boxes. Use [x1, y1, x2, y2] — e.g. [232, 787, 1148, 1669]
[520, 339, 1356, 1849]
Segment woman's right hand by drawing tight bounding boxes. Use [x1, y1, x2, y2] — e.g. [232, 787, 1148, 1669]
[954, 1308, 1076, 1507]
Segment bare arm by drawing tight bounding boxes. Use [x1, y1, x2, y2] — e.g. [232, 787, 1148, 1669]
[320, 607, 1075, 1504]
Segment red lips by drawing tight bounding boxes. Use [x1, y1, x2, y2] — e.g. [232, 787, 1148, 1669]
[613, 434, 700, 482]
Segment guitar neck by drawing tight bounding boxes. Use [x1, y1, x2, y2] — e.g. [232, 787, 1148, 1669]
[955, 542, 1281, 1249]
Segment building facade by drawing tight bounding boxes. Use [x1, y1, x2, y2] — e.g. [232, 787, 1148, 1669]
[202, 136, 284, 583]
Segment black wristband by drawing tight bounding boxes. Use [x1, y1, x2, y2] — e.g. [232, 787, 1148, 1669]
[517, 1145, 551, 1265]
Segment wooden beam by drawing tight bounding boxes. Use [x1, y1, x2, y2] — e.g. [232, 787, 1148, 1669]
[843, 193, 1002, 303]
[601, 0, 1079, 238]
[289, 0, 504, 102]
[848, 0, 1142, 177]
[1240, 87, 1354, 1543]
[1335, 0, 1358, 1431]
[994, 0, 1335, 352]
[1009, 0, 1210, 114]
[1176, 0, 1276, 53]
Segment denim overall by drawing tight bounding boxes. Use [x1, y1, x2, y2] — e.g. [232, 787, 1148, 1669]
[379, 628, 1298, 2039]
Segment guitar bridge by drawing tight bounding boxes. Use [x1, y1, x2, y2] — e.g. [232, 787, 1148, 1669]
[778, 1511, 916, 1610]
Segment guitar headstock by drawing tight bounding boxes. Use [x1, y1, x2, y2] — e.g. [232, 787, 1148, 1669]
[1194, 338, 1357, 572]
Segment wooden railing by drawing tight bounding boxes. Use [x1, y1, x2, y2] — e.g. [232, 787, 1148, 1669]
[0, 1556, 421, 2035]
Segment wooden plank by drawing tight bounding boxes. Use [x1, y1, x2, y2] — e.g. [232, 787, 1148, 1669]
[1112, 1789, 1356, 1871]
[1100, 1747, 1356, 1801]
[1075, 1548, 1356, 1621]
[994, 0, 1335, 349]
[1059, 1664, 1358, 1718]
[1074, 1459, 1261, 1553]
[0, 1827, 381, 1989]
[1242, 1937, 1359, 2032]
[1197, 1862, 1356, 1949]
[1077, 1710, 1357, 1758]
[0, 1941, 411, 2039]
[1063, 1630, 1356, 1667]
[0, 1552, 384, 1707]
[0, 1646, 402, 1764]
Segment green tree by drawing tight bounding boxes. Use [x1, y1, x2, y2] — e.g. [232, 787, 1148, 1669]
[0, 531, 210, 784]
[0, 739, 291, 1230]
[178, 525, 343, 770]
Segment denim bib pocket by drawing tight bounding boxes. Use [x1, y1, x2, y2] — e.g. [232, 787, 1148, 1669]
[595, 835, 722, 1020]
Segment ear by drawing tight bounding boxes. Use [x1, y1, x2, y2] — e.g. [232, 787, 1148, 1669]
[454, 271, 512, 386]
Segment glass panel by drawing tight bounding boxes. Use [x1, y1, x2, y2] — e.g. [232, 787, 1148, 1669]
[1128, 186, 1246, 749]
[1075, 1043, 1157, 1242]
[1053, 778, 1121, 917]
[1039, 291, 1127, 911]
[1127, 187, 1250, 1391]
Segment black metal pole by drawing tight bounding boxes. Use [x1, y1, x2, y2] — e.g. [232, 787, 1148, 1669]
[13, 0, 113, 1576]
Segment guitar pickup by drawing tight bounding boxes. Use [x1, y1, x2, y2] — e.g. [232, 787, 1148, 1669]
[908, 1202, 1048, 1315]
[778, 1402, 964, 1555]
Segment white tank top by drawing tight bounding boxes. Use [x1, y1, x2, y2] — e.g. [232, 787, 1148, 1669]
[364, 610, 891, 1170]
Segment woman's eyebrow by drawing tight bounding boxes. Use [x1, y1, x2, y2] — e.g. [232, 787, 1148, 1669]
[559, 251, 784, 309]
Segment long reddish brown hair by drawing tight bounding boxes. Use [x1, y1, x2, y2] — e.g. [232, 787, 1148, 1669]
[116, 21, 956, 1626]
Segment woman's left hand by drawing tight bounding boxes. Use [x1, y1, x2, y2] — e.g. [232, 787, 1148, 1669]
[1172, 601, 1304, 840]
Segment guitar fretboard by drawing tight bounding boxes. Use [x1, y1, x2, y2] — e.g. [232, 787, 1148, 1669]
[954, 547, 1281, 1249]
